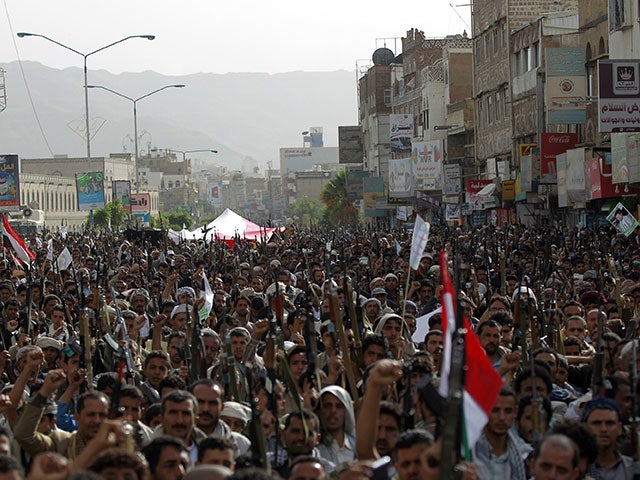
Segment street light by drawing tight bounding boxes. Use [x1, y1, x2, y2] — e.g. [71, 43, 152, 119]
[16, 32, 155, 167]
[86, 84, 186, 191]
[170, 149, 218, 161]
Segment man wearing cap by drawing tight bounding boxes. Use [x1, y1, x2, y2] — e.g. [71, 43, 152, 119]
[371, 288, 394, 315]
[35, 337, 62, 373]
[361, 298, 381, 333]
[130, 288, 152, 340]
[175, 287, 196, 306]
[220, 401, 251, 433]
[582, 397, 632, 478]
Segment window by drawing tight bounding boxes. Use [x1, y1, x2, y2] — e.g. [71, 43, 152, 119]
[487, 96, 494, 125]
[475, 39, 482, 64]
[493, 29, 499, 55]
[530, 43, 539, 70]
[477, 99, 483, 128]
[587, 64, 595, 97]
[485, 34, 491, 60]
[513, 51, 522, 76]
[502, 23, 507, 49]
[495, 92, 501, 122]
[503, 87, 510, 117]
[384, 88, 392, 105]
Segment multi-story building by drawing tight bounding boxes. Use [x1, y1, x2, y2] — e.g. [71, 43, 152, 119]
[358, 61, 393, 180]
[580, 0, 609, 146]
[473, 0, 578, 170]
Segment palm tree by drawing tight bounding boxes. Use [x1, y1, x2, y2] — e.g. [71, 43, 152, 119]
[320, 171, 358, 226]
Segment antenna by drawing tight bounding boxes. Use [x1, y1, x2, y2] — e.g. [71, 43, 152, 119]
[449, 3, 471, 30]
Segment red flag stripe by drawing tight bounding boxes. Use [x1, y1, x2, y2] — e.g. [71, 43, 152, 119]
[1, 214, 36, 264]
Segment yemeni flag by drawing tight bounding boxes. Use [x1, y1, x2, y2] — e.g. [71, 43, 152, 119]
[438, 250, 503, 448]
[1, 214, 36, 267]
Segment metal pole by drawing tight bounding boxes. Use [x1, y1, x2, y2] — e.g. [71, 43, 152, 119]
[134, 101, 139, 192]
[83, 56, 91, 168]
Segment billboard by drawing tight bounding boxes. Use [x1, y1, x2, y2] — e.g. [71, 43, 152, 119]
[112, 180, 131, 213]
[444, 164, 462, 196]
[390, 114, 413, 154]
[598, 60, 640, 132]
[76, 172, 105, 211]
[389, 158, 413, 198]
[338, 126, 364, 164]
[130, 193, 151, 213]
[566, 148, 586, 206]
[411, 140, 443, 190]
[540, 133, 579, 183]
[363, 176, 386, 217]
[0, 155, 20, 211]
[546, 47, 586, 125]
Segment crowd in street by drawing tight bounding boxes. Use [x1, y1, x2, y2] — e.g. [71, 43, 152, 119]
[0, 220, 639, 480]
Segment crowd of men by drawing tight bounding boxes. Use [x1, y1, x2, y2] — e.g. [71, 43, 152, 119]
[0, 221, 638, 480]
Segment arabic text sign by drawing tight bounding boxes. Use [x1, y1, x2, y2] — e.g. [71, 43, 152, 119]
[390, 114, 413, 154]
[546, 47, 586, 125]
[0, 155, 20, 211]
[130, 193, 151, 213]
[599, 60, 640, 132]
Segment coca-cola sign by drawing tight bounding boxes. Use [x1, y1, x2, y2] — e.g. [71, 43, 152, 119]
[546, 135, 574, 144]
[540, 133, 578, 184]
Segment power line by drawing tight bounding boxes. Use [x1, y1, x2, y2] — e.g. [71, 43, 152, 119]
[3, 0, 55, 156]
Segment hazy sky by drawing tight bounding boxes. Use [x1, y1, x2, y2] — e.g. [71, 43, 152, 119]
[1, 0, 471, 75]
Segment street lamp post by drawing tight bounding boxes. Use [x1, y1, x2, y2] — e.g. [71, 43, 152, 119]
[170, 149, 218, 162]
[87, 84, 186, 191]
[16, 32, 155, 168]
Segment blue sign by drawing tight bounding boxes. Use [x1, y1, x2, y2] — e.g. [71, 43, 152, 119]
[76, 172, 105, 211]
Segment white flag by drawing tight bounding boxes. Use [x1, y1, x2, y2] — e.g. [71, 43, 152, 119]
[198, 273, 215, 321]
[409, 215, 430, 270]
[56, 247, 73, 271]
[46, 239, 54, 261]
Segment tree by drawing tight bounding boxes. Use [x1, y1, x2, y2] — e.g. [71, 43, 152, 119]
[167, 212, 195, 231]
[107, 198, 127, 228]
[289, 197, 325, 227]
[150, 213, 169, 229]
[87, 199, 127, 231]
[91, 208, 109, 230]
[320, 171, 358, 226]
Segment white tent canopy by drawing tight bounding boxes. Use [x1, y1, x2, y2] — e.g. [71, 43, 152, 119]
[190, 208, 279, 242]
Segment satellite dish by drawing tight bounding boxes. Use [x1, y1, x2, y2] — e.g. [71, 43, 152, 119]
[372, 48, 395, 66]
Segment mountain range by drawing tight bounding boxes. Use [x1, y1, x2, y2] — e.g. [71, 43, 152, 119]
[0, 61, 358, 170]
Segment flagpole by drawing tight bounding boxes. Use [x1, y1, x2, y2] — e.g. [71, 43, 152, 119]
[438, 251, 466, 480]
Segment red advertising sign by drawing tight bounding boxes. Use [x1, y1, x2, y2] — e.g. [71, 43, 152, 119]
[465, 179, 492, 194]
[588, 155, 639, 199]
[540, 133, 578, 184]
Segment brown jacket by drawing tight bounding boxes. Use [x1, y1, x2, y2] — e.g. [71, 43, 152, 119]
[14, 398, 86, 461]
